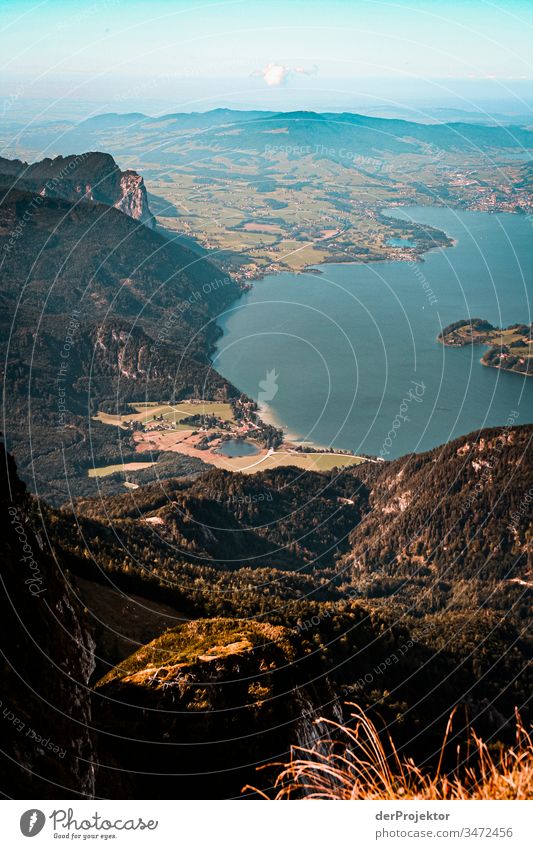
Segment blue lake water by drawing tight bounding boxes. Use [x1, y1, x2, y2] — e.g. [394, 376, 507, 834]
[214, 206, 532, 458]
[216, 439, 260, 457]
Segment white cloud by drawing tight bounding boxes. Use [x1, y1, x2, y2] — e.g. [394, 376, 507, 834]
[253, 63, 318, 87]
[263, 63, 289, 87]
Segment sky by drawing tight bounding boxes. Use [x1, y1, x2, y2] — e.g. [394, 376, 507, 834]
[1, 0, 533, 119]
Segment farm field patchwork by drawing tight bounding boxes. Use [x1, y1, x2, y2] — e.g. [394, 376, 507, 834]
[93, 400, 369, 478]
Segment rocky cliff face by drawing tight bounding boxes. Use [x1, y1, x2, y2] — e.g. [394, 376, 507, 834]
[0, 151, 156, 229]
[0, 447, 97, 798]
[116, 169, 155, 227]
[0, 181, 238, 503]
[82, 318, 234, 405]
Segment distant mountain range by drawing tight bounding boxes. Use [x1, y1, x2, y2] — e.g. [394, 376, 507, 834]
[3, 109, 532, 166]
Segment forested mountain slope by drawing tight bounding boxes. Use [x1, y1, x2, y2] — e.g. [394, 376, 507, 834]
[0, 167, 240, 502]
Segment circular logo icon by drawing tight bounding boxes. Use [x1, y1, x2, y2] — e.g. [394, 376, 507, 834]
[20, 810, 46, 837]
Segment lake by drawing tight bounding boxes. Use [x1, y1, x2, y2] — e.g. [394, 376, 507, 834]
[216, 439, 260, 457]
[213, 206, 532, 458]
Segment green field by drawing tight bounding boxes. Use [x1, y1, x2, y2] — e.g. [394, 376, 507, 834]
[239, 450, 367, 474]
[94, 401, 236, 428]
[88, 461, 156, 478]
[138, 143, 526, 281]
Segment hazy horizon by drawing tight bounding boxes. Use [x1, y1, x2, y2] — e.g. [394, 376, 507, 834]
[2, 0, 532, 125]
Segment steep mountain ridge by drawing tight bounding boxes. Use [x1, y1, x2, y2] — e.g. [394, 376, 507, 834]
[0, 151, 156, 228]
[0, 167, 240, 502]
[344, 425, 532, 584]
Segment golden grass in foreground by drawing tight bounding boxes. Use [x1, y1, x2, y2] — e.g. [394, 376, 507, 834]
[250, 704, 533, 800]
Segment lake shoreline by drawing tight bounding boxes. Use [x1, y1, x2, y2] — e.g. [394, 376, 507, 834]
[213, 205, 532, 459]
[214, 203, 461, 452]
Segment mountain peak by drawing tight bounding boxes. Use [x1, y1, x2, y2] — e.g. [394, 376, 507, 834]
[0, 151, 156, 229]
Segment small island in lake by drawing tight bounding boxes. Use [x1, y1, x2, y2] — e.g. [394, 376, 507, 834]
[438, 318, 532, 376]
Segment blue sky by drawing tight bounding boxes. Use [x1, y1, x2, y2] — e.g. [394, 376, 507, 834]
[1, 0, 532, 116]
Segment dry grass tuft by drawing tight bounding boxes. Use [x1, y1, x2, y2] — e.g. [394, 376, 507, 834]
[249, 704, 533, 800]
